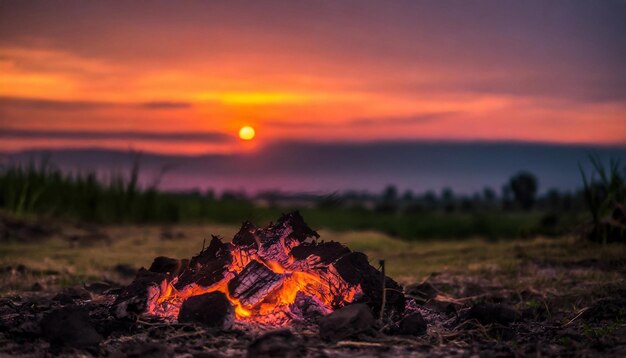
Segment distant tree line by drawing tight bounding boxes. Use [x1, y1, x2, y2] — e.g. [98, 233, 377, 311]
[253, 171, 585, 214]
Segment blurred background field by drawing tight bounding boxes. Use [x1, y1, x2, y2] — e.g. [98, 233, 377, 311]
[1, 154, 623, 294]
[0, 158, 593, 241]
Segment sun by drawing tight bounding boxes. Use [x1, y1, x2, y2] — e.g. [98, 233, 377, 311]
[238, 126, 256, 141]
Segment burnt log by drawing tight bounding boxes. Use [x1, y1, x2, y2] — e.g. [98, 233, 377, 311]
[334, 252, 405, 315]
[290, 241, 350, 265]
[148, 256, 189, 278]
[272, 211, 320, 243]
[228, 260, 283, 307]
[232, 221, 258, 247]
[111, 268, 166, 319]
[178, 292, 234, 329]
[253, 212, 320, 266]
[257, 212, 319, 249]
[175, 236, 231, 289]
[289, 291, 330, 318]
[190, 235, 231, 267]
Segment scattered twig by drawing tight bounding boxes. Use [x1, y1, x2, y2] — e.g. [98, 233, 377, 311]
[564, 307, 590, 326]
[337, 341, 384, 348]
[136, 318, 167, 327]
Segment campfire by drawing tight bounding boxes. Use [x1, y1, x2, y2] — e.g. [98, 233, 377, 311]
[112, 212, 405, 327]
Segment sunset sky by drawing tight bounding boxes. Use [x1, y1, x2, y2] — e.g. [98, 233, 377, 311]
[1, 0, 625, 155]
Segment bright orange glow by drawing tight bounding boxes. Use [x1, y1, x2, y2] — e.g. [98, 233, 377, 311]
[238, 126, 256, 141]
[145, 240, 362, 326]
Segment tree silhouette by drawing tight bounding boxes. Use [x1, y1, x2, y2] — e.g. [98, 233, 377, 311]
[376, 185, 398, 213]
[507, 172, 538, 210]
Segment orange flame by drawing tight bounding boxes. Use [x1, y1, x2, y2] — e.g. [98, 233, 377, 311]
[145, 244, 361, 325]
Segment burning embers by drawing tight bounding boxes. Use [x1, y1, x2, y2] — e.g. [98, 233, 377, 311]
[112, 212, 405, 327]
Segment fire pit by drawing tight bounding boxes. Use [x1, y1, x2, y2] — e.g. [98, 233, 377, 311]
[112, 212, 405, 328]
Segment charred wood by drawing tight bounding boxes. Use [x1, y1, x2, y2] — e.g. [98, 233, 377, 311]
[228, 261, 283, 307]
[334, 252, 405, 315]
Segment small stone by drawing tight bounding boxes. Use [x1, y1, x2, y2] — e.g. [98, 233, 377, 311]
[396, 312, 427, 336]
[40, 306, 102, 347]
[247, 329, 304, 358]
[318, 303, 375, 341]
[178, 292, 234, 330]
[465, 303, 520, 326]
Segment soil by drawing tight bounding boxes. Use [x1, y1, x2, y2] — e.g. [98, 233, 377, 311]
[1, 262, 625, 357]
[1, 218, 625, 357]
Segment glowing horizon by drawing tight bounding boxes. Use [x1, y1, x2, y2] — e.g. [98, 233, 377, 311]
[1, 1, 624, 154]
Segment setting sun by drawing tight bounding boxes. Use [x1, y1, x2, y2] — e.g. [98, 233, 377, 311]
[238, 126, 256, 141]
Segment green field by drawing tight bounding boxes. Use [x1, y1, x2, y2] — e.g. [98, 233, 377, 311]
[0, 162, 585, 240]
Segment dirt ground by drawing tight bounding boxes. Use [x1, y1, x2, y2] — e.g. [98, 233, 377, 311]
[1, 218, 625, 357]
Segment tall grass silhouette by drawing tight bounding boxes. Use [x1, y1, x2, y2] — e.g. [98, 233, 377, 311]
[579, 155, 626, 243]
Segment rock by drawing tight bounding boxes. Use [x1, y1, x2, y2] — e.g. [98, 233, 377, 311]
[465, 303, 520, 326]
[395, 312, 427, 336]
[178, 292, 234, 329]
[247, 329, 304, 358]
[40, 306, 103, 347]
[318, 303, 375, 341]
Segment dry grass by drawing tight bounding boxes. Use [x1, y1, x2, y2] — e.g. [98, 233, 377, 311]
[1, 224, 624, 295]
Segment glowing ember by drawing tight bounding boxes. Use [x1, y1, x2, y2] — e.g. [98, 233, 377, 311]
[112, 212, 405, 326]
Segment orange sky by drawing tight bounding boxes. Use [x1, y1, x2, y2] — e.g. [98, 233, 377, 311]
[1, 1, 625, 154]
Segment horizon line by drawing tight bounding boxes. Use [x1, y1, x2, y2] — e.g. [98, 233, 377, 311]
[1, 138, 625, 157]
